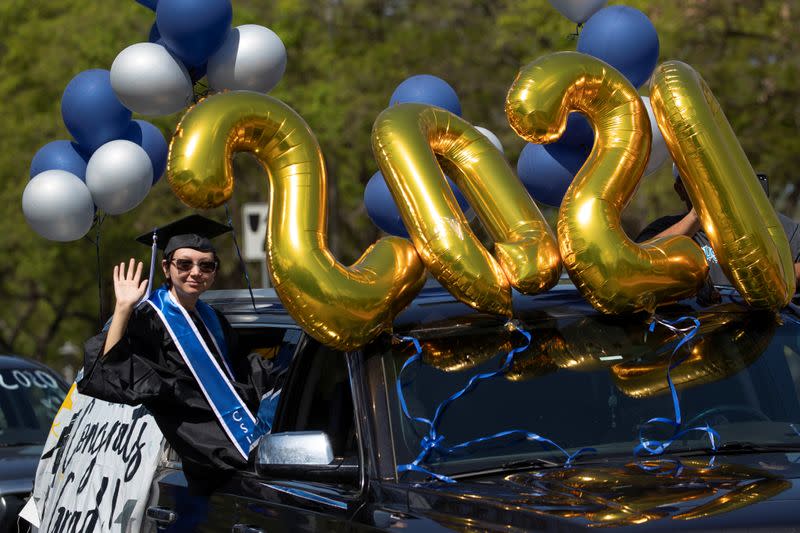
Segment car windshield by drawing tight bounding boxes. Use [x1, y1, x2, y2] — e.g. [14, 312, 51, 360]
[387, 300, 800, 478]
[0, 365, 68, 446]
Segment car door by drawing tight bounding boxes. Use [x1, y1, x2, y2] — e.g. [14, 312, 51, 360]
[209, 337, 364, 532]
[147, 333, 365, 532]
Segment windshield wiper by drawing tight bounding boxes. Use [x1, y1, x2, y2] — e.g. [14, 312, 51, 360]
[665, 441, 800, 457]
[446, 457, 566, 480]
[500, 457, 563, 470]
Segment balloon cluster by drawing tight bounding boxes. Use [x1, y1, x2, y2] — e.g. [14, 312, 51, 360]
[164, 57, 793, 350]
[22, 0, 287, 242]
[364, 74, 504, 237]
[507, 51, 795, 314]
[522, 2, 668, 207]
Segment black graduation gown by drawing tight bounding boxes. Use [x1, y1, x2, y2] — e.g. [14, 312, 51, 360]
[78, 302, 276, 495]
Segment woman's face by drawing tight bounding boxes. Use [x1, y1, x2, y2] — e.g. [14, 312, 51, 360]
[162, 248, 217, 299]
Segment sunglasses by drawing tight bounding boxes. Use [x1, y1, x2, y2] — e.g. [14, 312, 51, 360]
[170, 259, 218, 273]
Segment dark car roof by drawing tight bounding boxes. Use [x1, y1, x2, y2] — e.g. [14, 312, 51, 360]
[201, 288, 294, 328]
[202, 279, 792, 335]
[0, 354, 57, 372]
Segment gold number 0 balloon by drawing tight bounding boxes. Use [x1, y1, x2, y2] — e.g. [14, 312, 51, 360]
[167, 91, 426, 351]
[372, 103, 561, 316]
[506, 52, 708, 314]
[650, 61, 796, 308]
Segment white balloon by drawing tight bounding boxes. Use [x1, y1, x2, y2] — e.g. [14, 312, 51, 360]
[207, 24, 287, 93]
[86, 140, 152, 215]
[642, 96, 670, 176]
[22, 170, 95, 241]
[547, 0, 607, 24]
[111, 42, 193, 116]
[475, 126, 504, 153]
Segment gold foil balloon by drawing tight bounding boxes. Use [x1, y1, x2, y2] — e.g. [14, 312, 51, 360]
[506, 315, 680, 382]
[650, 61, 796, 308]
[420, 329, 514, 372]
[506, 52, 708, 315]
[611, 308, 777, 398]
[168, 91, 426, 350]
[372, 103, 561, 317]
[505, 329, 564, 381]
[506, 460, 790, 527]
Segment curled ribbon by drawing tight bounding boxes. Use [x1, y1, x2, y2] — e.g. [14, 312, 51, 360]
[635, 316, 720, 456]
[395, 325, 594, 483]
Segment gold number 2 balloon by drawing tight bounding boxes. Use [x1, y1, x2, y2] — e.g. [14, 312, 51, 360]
[372, 103, 561, 316]
[168, 91, 426, 351]
[506, 52, 708, 314]
[650, 61, 796, 308]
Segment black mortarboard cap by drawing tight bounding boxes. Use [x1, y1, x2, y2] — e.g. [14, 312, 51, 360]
[136, 215, 232, 256]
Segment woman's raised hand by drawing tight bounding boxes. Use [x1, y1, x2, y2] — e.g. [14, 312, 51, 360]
[113, 258, 148, 309]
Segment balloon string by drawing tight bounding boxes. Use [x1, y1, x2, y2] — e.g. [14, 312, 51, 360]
[193, 80, 210, 102]
[225, 204, 258, 312]
[91, 213, 106, 329]
[395, 324, 594, 483]
[635, 316, 720, 456]
[568, 22, 583, 40]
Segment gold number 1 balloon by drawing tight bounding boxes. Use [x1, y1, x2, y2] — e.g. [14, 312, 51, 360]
[650, 61, 796, 308]
[506, 52, 708, 314]
[168, 91, 426, 351]
[372, 103, 561, 316]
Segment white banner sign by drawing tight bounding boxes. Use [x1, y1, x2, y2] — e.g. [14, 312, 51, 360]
[23, 385, 164, 533]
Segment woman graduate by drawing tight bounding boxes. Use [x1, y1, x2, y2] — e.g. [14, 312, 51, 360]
[78, 215, 276, 496]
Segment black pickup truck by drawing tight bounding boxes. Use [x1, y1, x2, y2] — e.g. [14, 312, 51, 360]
[148, 282, 800, 532]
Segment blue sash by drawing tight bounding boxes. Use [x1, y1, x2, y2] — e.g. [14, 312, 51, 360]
[148, 288, 263, 459]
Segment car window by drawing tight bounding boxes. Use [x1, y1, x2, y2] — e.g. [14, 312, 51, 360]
[274, 343, 357, 460]
[387, 305, 800, 477]
[237, 327, 301, 382]
[0, 366, 68, 446]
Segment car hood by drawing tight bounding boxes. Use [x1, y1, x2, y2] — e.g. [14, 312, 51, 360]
[406, 454, 800, 531]
[0, 444, 43, 495]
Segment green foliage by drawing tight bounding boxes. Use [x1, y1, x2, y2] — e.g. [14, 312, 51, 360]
[2, 0, 798, 372]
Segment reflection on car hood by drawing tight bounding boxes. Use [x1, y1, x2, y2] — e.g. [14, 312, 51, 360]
[407, 454, 800, 531]
[0, 444, 43, 495]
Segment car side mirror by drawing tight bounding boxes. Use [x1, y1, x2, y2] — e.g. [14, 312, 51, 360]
[256, 431, 358, 483]
[258, 431, 334, 465]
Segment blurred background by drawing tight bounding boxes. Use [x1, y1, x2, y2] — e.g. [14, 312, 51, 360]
[1, 0, 798, 376]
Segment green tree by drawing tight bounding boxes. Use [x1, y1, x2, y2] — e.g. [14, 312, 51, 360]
[2, 0, 797, 372]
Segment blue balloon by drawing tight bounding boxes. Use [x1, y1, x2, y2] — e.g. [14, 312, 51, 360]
[560, 113, 594, 149]
[577, 6, 659, 88]
[364, 171, 471, 237]
[149, 24, 205, 83]
[122, 120, 168, 184]
[30, 140, 91, 180]
[365, 172, 409, 237]
[148, 22, 161, 43]
[61, 69, 132, 153]
[136, 0, 158, 11]
[517, 142, 590, 207]
[389, 75, 462, 116]
[156, 0, 232, 67]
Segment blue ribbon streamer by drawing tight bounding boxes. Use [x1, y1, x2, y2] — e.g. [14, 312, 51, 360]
[395, 325, 594, 483]
[635, 316, 720, 456]
[784, 313, 800, 326]
[634, 457, 686, 476]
